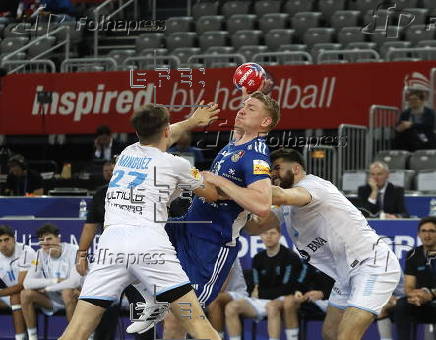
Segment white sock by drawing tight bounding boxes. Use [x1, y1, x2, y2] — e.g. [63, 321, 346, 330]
[377, 318, 392, 340]
[218, 332, 224, 339]
[15, 334, 26, 340]
[28, 328, 38, 340]
[270, 337, 280, 340]
[285, 328, 299, 340]
[230, 336, 241, 340]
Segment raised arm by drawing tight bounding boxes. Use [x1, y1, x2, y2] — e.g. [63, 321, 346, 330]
[169, 101, 219, 146]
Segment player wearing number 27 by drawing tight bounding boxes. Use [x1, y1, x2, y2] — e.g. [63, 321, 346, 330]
[59, 103, 223, 340]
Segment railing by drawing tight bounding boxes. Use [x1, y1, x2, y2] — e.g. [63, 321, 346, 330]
[368, 105, 400, 167]
[303, 145, 338, 185]
[318, 49, 380, 64]
[61, 57, 118, 72]
[253, 51, 313, 65]
[187, 53, 246, 67]
[93, 0, 138, 57]
[123, 55, 181, 69]
[386, 46, 436, 61]
[1, 59, 56, 73]
[338, 124, 367, 189]
[1, 25, 70, 74]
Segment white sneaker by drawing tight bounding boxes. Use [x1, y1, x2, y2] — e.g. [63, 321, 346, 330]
[126, 300, 169, 334]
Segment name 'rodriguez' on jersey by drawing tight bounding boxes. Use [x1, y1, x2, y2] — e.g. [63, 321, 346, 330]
[184, 137, 271, 246]
[104, 142, 204, 228]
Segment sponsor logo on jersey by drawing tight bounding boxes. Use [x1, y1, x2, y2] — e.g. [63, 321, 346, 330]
[306, 237, 327, 252]
[191, 167, 201, 180]
[231, 150, 245, 162]
[253, 159, 270, 175]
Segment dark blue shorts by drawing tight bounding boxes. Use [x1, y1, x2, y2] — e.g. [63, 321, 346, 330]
[165, 222, 240, 306]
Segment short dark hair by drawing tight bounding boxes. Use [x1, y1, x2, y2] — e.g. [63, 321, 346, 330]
[270, 148, 306, 171]
[0, 225, 14, 238]
[8, 154, 26, 170]
[96, 125, 111, 136]
[130, 104, 170, 144]
[418, 216, 436, 231]
[36, 223, 60, 238]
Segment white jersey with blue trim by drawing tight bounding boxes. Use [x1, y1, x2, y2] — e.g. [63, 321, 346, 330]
[104, 142, 203, 228]
[185, 136, 271, 245]
[32, 243, 78, 280]
[272, 175, 382, 283]
[0, 243, 36, 287]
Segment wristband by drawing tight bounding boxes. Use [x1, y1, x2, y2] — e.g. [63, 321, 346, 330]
[76, 250, 88, 257]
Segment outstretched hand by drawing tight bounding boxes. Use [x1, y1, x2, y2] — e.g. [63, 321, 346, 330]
[190, 100, 220, 128]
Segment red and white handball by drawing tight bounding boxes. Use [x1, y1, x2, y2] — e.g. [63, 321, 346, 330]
[233, 63, 266, 94]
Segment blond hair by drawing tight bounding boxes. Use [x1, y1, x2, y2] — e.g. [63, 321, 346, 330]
[249, 91, 280, 130]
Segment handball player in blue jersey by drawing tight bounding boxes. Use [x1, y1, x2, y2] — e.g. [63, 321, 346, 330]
[128, 90, 280, 336]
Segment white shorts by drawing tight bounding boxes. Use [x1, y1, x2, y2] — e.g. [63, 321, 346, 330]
[40, 291, 65, 316]
[0, 291, 63, 315]
[243, 296, 285, 321]
[227, 291, 248, 301]
[328, 245, 401, 315]
[80, 225, 190, 302]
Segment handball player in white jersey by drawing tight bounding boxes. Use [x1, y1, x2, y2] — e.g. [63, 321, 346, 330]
[245, 149, 401, 340]
[60, 103, 223, 340]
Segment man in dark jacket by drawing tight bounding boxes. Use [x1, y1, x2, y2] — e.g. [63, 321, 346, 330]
[395, 90, 436, 151]
[357, 161, 408, 218]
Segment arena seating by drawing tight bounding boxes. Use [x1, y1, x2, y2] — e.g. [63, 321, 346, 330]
[1, 0, 436, 73]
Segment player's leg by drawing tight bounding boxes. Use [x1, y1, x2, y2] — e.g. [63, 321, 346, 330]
[336, 307, 375, 340]
[338, 245, 401, 340]
[322, 305, 345, 340]
[61, 288, 78, 321]
[20, 289, 53, 339]
[283, 295, 303, 340]
[265, 298, 284, 340]
[225, 299, 258, 340]
[163, 311, 187, 339]
[376, 296, 397, 340]
[169, 289, 220, 340]
[207, 292, 234, 337]
[59, 299, 109, 340]
[10, 293, 27, 338]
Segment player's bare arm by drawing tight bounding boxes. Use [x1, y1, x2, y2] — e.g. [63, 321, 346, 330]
[76, 223, 98, 276]
[193, 177, 220, 203]
[203, 172, 271, 217]
[0, 270, 27, 297]
[244, 211, 280, 235]
[169, 101, 219, 145]
[272, 185, 311, 207]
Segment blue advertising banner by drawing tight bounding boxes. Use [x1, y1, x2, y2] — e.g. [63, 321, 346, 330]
[0, 195, 432, 218]
[2, 218, 421, 270]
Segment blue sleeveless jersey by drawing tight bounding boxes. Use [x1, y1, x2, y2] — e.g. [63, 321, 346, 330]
[184, 136, 271, 244]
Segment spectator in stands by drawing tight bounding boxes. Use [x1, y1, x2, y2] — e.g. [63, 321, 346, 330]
[37, 0, 77, 21]
[0, 0, 20, 22]
[357, 161, 408, 218]
[0, 225, 36, 340]
[4, 154, 43, 196]
[224, 226, 304, 340]
[168, 131, 205, 168]
[21, 223, 81, 340]
[102, 160, 114, 182]
[395, 90, 436, 151]
[93, 125, 123, 161]
[394, 216, 436, 340]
